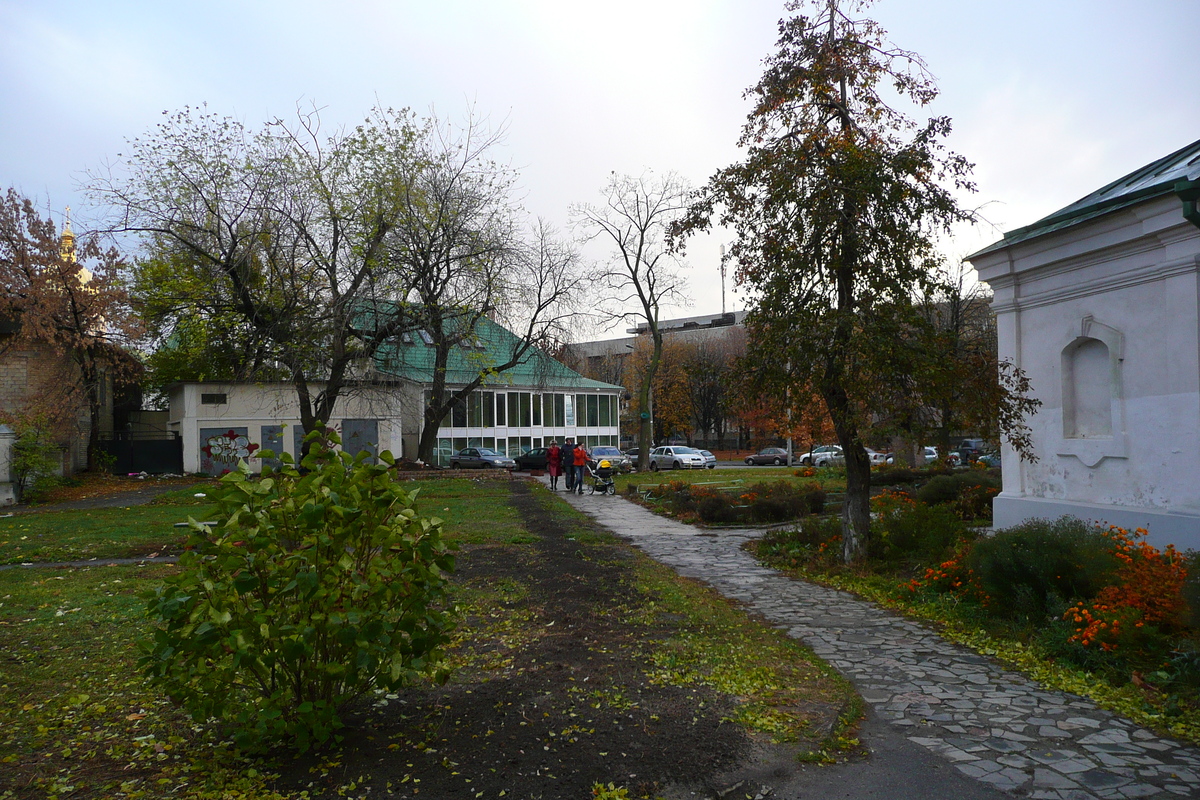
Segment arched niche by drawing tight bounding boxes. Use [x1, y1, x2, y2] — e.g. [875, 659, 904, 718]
[1057, 316, 1126, 467]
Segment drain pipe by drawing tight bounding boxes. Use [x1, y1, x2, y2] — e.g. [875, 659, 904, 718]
[1177, 179, 1200, 230]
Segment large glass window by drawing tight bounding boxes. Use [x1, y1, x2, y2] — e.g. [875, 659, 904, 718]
[467, 392, 482, 427]
[554, 394, 566, 427]
[519, 392, 532, 427]
[532, 394, 542, 426]
[584, 394, 598, 426]
[564, 394, 575, 426]
[483, 392, 494, 427]
[495, 393, 506, 426]
[451, 395, 467, 427]
[507, 393, 520, 427]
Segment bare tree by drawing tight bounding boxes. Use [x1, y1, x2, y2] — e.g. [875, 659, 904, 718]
[571, 171, 690, 470]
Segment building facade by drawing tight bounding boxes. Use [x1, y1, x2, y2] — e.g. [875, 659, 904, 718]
[968, 139, 1200, 551]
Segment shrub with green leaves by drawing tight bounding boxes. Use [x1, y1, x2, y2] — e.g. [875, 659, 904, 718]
[967, 517, 1118, 623]
[874, 501, 967, 560]
[141, 429, 456, 751]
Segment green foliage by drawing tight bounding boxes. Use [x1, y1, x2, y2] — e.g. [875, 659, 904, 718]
[875, 502, 968, 561]
[967, 517, 1119, 623]
[914, 474, 961, 506]
[9, 419, 61, 502]
[1184, 551, 1200, 629]
[141, 429, 456, 751]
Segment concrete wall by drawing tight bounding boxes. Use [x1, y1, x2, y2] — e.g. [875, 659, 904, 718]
[168, 382, 406, 474]
[971, 194, 1200, 551]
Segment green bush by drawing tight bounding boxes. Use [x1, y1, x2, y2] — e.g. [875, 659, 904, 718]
[141, 429, 457, 751]
[697, 494, 738, 524]
[757, 515, 842, 566]
[967, 517, 1119, 623]
[875, 502, 967, 560]
[750, 496, 791, 523]
[915, 474, 961, 506]
[9, 419, 61, 502]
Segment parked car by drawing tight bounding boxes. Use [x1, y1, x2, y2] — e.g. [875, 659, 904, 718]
[648, 445, 707, 471]
[866, 448, 888, 465]
[449, 447, 517, 470]
[588, 445, 633, 473]
[885, 446, 938, 465]
[795, 445, 844, 467]
[698, 449, 717, 469]
[745, 447, 792, 466]
[976, 451, 1001, 468]
[513, 447, 550, 471]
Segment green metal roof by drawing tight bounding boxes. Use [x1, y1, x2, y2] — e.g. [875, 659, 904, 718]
[969, 138, 1200, 259]
[373, 315, 622, 392]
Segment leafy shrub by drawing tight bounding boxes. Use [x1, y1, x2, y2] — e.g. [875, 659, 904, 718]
[875, 501, 967, 560]
[8, 417, 61, 502]
[871, 466, 917, 485]
[952, 483, 999, 521]
[967, 517, 1119, 623]
[1063, 526, 1188, 654]
[697, 494, 738, 523]
[915, 474, 961, 506]
[750, 496, 791, 523]
[757, 515, 843, 568]
[1184, 552, 1200, 629]
[141, 429, 457, 751]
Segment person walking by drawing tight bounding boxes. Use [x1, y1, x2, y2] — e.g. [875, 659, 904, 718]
[561, 440, 576, 492]
[546, 441, 562, 490]
[571, 441, 589, 495]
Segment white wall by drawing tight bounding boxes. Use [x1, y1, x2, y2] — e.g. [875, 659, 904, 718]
[972, 194, 1200, 551]
[168, 383, 406, 474]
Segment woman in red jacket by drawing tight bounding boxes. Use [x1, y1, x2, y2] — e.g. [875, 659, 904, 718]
[546, 441, 562, 490]
[571, 442, 588, 495]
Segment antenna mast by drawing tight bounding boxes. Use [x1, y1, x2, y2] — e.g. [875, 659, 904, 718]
[720, 245, 726, 315]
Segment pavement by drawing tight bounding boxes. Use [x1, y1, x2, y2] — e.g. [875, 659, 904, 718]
[545, 479, 1200, 799]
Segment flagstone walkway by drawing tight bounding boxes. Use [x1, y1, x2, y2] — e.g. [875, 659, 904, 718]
[548, 481, 1200, 799]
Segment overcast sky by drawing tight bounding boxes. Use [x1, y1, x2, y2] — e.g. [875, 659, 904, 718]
[2, 0, 1197, 334]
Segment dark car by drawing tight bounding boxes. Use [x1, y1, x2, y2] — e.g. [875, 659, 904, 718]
[744, 447, 791, 466]
[587, 446, 633, 473]
[513, 447, 551, 471]
[449, 447, 516, 470]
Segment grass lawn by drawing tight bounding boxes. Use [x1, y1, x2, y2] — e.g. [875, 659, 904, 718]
[0, 488, 216, 564]
[614, 466, 847, 495]
[0, 477, 860, 800]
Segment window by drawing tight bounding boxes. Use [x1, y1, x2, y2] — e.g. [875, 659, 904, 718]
[564, 394, 575, 426]
[400, 330, 413, 344]
[418, 330, 434, 345]
[508, 393, 520, 427]
[554, 394, 566, 427]
[495, 393, 506, 426]
[519, 392, 532, 427]
[532, 394, 542, 426]
[201, 393, 227, 405]
[451, 396, 467, 427]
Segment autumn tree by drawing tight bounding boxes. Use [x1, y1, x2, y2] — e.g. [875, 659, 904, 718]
[0, 189, 139, 468]
[572, 171, 690, 470]
[92, 106, 579, 455]
[675, 0, 1034, 562]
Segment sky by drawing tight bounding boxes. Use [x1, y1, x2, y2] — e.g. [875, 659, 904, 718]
[1, 0, 1197, 336]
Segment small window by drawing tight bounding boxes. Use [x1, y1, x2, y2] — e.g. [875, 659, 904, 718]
[201, 393, 227, 405]
[419, 330, 434, 345]
[400, 331, 413, 344]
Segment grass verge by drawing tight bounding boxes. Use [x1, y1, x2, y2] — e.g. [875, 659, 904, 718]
[0, 477, 860, 799]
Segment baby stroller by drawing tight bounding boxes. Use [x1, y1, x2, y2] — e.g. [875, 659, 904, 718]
[588, 459, 617, 495]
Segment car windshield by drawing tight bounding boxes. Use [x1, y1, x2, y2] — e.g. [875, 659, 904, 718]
[478, 449, 500, 456]
[673, 447, 698, 454]
[592, 447, 620, 456]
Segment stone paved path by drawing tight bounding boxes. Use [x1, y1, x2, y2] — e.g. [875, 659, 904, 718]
[547, 481, 1200, 799]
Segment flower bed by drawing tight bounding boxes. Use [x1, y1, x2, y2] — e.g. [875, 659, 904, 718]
[635, 479, 827, 526]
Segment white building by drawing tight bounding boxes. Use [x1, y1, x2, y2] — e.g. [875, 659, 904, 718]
[968, 139, 1200, 550]
[168, 316, 624, 474]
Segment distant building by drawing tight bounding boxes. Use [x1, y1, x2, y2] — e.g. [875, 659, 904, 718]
[168, 316, 623, 473]
[968, 139, 1200, 550]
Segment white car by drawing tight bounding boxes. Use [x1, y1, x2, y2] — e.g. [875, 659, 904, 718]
[796, 445, 844, 467]
[648, 446, 707, 471]
[885, 446, 938, 465]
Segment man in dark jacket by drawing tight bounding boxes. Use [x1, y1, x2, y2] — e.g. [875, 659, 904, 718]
[561, 441, 576, 492]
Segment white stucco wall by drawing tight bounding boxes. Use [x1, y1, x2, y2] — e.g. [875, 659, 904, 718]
[971, 194, 1200, 551]
[167, 383, 406, 474]
[0, 424, 14, 505]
